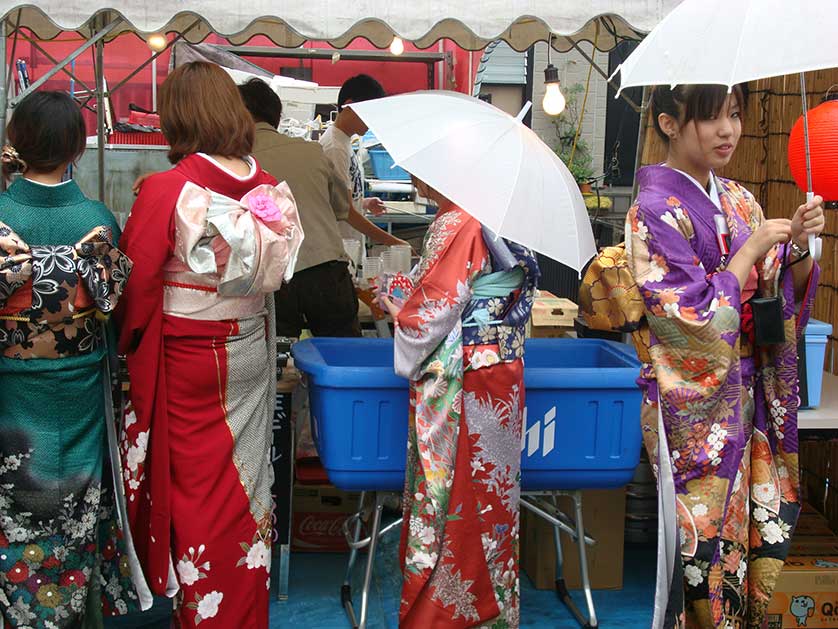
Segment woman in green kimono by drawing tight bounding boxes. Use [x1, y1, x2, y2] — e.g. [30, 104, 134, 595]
[0, 92, 147, 628]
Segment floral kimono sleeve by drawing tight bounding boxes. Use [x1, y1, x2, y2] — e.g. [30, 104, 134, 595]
[394, 212, 489, 381]
[626, 200, 742, 414]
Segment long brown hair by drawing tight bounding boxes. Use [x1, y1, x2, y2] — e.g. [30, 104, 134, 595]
[159, 62, 254, 164]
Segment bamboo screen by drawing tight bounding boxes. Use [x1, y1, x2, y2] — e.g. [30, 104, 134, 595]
[640, 70, 838, 373]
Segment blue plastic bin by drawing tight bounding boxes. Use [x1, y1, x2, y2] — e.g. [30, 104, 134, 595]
[293, 339, 408, 491]
[521, 339, 643, 489]
[292, 338, 642, 492]
[801, 318, 832, 409]
[367, 148, 410, 181]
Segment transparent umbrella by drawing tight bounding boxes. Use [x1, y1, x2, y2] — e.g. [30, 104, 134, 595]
[349, 91, 597, 272]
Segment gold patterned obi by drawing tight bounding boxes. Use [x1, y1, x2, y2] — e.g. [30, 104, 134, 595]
[163, 181, 304, 321]
[0, 223, 132, 359]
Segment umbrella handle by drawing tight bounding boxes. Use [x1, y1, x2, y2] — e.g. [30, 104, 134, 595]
[806, 192, 823, 262]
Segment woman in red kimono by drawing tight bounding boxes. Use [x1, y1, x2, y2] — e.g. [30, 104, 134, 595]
[116, 62, 303, 628]
[378, 178, 539, 628]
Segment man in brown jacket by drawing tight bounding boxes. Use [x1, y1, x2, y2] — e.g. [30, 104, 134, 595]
[239, 79, 400, 337]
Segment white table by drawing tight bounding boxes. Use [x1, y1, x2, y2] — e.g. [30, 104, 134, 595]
[366, 179, 413, 194]
[368, 212, 434, 234]
[799, 372, 838, 430]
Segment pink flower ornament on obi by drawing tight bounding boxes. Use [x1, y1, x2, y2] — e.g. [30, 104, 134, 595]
[247, 193, 288, 228]
[241, 183, 300, 239]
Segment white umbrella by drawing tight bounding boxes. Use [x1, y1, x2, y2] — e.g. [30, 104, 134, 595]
[348, 91, 596, 272]
[613, 0, 838, 260]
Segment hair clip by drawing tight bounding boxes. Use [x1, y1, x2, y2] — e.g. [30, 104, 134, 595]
[1, 144, 27, 172]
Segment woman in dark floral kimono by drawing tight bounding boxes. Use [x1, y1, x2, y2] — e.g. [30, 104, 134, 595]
[377, 177, 538, 629]
[0, 92, 146, 628]
[625, 84, 824, 628]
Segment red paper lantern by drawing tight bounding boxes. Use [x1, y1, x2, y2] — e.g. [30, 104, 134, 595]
[788, 97, 838, 202]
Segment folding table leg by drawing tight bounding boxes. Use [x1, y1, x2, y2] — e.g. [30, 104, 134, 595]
[358, 494, 385, 629]
[546, 492, 593, 628]
[571, 490, 598, 628]
[342, 491, 367, 627]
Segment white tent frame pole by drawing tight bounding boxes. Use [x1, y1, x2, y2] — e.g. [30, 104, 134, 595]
[17, 30, 97, 97]
[9, 16, 121, 108]
[95, 16, 107, 201]
[107, 19, 202, 97]
[562, 35, 640, 113]
[0, 17, 6, 192]
[5, 10, 21, 97]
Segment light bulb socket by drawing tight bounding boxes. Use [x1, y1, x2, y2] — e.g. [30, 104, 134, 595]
[544, 64, 560, 85]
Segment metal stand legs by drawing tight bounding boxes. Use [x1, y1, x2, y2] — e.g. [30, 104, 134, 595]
[341, 492, 402, 629]
[521, 490, 598, 628]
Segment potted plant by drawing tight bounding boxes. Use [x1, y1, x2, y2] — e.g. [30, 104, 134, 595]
[552, 83, 596, 193]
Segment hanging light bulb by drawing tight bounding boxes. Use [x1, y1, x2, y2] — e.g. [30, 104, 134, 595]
[542, 64, 566, 116]
[146, 33, 168, 53]
[389, 36, 405, 56]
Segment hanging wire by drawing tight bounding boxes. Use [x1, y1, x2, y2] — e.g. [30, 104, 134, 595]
[568, 23, 599, 168]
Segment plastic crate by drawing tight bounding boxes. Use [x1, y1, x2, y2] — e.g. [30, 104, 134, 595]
[292, 338, 642, 492]
[367, 148, 410, 181]
[801, 318, 832, 409]
[108, 131, 167, 146]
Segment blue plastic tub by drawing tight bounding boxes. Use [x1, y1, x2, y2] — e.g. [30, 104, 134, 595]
[521, 339, 643, 489]
[292, 338, 642, 492]
[367, 148, 410, 181]
[801, 318, 833, 409]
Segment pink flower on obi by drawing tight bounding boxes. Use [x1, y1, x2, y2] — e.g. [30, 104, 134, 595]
[247, 193, 284, 224]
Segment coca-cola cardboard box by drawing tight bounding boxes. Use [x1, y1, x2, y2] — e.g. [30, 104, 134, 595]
[291, 485, 362, 552]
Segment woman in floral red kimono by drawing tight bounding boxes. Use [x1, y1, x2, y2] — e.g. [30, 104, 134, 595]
[378, 178, 538, 628]
[116, 62, 303, 628]
[625, 84, 824, 628]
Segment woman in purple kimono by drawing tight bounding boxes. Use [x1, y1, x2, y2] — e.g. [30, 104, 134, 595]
[625, 84, 824, 629]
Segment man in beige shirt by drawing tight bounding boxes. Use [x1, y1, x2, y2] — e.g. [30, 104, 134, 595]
[239, 79, 381, 337]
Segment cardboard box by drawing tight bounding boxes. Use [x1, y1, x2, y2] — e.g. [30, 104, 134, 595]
[767, 554, 838, 628]
[528, 291, 579, 338]
[520, 488, 626, 590]
[790, 536, 838, 556]
[291, 484, 362, 552]
[796, 512, 835, 538]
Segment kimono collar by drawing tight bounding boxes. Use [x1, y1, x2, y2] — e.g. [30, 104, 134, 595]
[4, 176, 87, 208]
[667, 166, 721, 210]
[637, 164, 733, 269]
[174, 153, 265, 200]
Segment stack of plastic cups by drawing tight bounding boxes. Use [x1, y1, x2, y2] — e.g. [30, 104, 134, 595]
[379, 248, 396, 275]
[362, 256, 381, 283]
[390, 244, 412, 274]
[342, 239, 362, 277]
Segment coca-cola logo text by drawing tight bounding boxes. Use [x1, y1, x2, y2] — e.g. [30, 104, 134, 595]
[297, 514, 347, 538]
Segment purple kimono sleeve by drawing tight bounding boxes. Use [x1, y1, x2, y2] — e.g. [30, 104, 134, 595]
[627, 201, 743, 349]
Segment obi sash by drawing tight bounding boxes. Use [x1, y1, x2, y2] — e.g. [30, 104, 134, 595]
[162, 180, 304, 320]
[0, 222, 132, 359]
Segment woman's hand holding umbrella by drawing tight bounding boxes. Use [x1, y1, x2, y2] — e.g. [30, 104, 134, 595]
[791, 195, 826, 251]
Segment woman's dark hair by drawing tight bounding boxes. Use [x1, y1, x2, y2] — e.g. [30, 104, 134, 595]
[159, 62, 254, 163]
[238, 78, 283, 128]
[4, 91, 85, 177]
[337, 74, 385, 111]
[650, 84, 749, 141]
